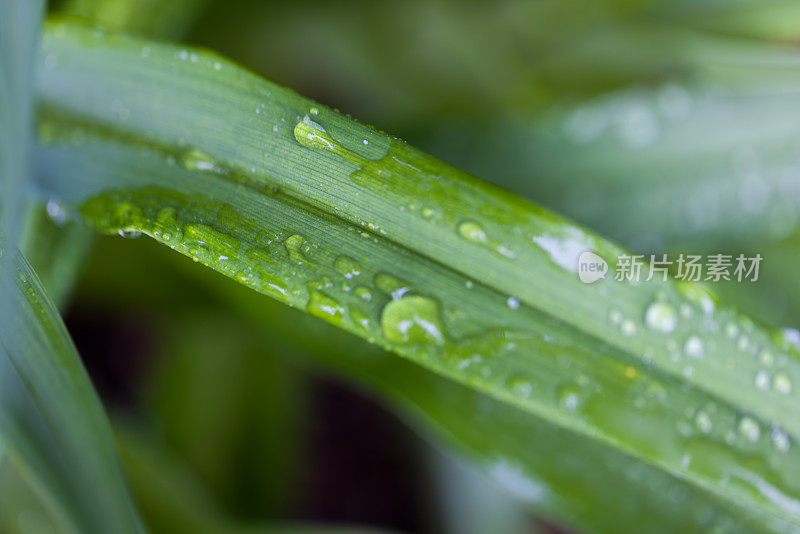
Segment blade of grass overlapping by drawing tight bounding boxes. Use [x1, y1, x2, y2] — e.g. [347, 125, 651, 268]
[1, 4, 144, 533]
[22, 209, 94, 309]
[0, 251, 144, 533]
[33, 20, 800, 531]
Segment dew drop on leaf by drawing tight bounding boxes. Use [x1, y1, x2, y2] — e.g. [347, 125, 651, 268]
[684, 336, 704, 358]
[773, 371, 792, 395]
[694, 410, 712, 434]
[738, 416, 760, 442]
[644, 300, 677, 334]
[754, 370, 770, 391]
[380, 295, 444, 345]
[117, 229, 141, 239]
[180, 148, 216, 172]
[771, 427, 790, 452]
[334, 255, 361, 279]
[457, 220, 488, 244]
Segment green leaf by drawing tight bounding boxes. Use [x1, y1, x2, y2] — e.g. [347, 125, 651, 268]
[34, 20, 800, 531]
[0, 250, 145, 533]
[117, 427, 395, 534]
[22, 207, 94, 309]
[2, 5, 143, 533]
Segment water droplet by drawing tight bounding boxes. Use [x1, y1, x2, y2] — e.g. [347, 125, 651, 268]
[695, 410, 712, 434]
[609, 308, 623, 325]
[620, 319, 637, 337]
[46, 198, 69, 225]
[294, 115, 337, 150]
[738, 416, 760, 442]
[725, 322, 739, 338]
[644, 301, 677, 334]
[355, 286, 373, 302]
[117, 229, 141, 239]
[307, 290, 346, 325]
[381, 295, 444, 345]
[736, 335, 752, 352]
[773, 372, 792, 395]
[754, 370, 770, 390]
[334, 255, 361, 279]
[758, 349, 774, 367]
[558, 385, 582, 411]
[509, 377, 533, 398]
[771, 427, 791, 452]
[457, 220, 488, 244]
[180, 148, 216, 172]
[506, 296, 520, 310]
[374, 272, 410, 300]
[284, 234, 310, 263]
[684, 336, 704, 358]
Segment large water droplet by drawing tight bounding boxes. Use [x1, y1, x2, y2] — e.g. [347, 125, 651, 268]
[294, 115, 333, 149]
[381, 295, 444, 345]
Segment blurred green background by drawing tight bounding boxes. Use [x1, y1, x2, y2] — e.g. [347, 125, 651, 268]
[10, 0, 800, 532]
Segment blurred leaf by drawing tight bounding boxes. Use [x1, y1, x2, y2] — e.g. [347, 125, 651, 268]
[2, 3, 143, 533]
[150, 312, 306, 519]
[118, 429, 390, 534]
[0, 251, 145, 533]
[420, 82, 800, 326]
[22, 208, 94, 309]
[33, 20, 800, 532]
[182, 0, 800, 131]
[58, 0, 208, 39]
